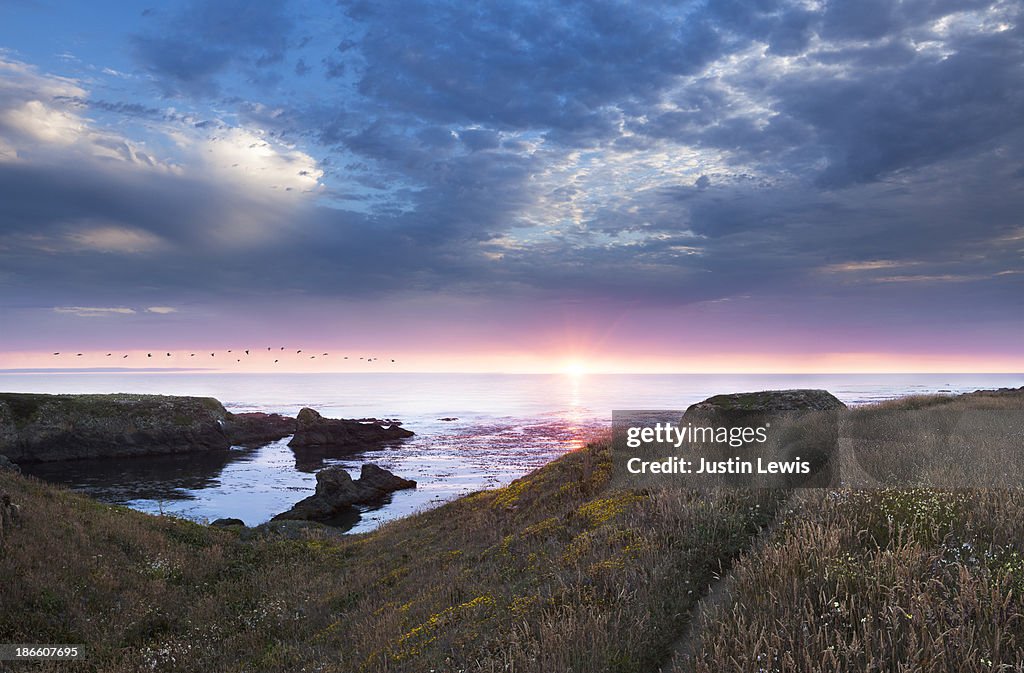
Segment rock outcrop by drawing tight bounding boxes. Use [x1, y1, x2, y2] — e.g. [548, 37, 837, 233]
[0, 455, 19, 473]
[288, 408, 413, 449]
[683, 389, 847, 423]
[0, 393, 232, 463]
[221, 412, 296, 446]
[210, 517, 245, 527]
[682, 389, 847, 488]
[274, 463, 416, 522]
[0, 393, 414, 463]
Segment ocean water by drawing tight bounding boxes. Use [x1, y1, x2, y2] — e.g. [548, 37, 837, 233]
[4, 372, 1022, 532]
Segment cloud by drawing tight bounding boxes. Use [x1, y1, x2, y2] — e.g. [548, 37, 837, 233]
[871, 274, 989, 284]
[48, 305, 177, 318]
[188, 126, 323, 193]
[342, 0, 722, 136]
[820, 260, 915, 273]
[1, 99, 84, 146]
[1, 0, 1023, 355]
[53, 306, 136, 317]
[132, 0, 296, 97]
[0, 57, 325, 256]
[0, 59, 176, 169]
[64, 222, 167, 254]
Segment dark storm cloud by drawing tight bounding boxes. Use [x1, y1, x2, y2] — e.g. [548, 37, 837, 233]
[624, 3, 1024, 186]
[339, 0, 723, 137]
[781, 30, 1024, 186]
[0, 157, 402, 306]
[132, 0, 295, 96]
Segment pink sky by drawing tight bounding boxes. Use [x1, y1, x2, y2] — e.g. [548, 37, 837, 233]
[3, 296, 1023, 374]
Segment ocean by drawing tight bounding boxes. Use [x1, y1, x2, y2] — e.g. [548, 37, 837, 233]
[4, 371, 1021, 532]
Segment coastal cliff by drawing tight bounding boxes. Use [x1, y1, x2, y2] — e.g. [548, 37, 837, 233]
[0, 393, 233, 462]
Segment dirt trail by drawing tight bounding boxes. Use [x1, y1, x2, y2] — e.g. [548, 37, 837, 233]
[660, 491, 799, 672]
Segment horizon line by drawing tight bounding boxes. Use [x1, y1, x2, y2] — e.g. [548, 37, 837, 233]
[1, 368, 1023, 377]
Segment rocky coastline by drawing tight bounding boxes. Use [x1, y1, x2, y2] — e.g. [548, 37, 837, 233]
[0, 392, 415, 466]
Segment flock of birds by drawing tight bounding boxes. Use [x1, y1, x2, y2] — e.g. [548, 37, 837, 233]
[51, 348, 396, 364]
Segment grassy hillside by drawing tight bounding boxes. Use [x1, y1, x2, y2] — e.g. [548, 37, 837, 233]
[677, 487, 1024, 672]
[0, 439, 782, 672]
[675, 391, 1024, 671]
[2, 390, 1023, 671]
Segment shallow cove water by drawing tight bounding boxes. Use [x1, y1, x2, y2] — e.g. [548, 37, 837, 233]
[6, 372, 1022, 533]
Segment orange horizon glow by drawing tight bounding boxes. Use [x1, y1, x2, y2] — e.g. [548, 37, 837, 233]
[1, 349, 1023, 375]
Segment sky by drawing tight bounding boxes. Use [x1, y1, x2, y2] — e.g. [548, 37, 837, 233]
[0, 0, 1022, 373]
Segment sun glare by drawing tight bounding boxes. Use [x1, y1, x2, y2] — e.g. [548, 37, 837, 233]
[563, 360, 587, 377]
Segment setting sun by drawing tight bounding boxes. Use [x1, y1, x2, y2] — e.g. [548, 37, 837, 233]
[562, 360, 588, 377]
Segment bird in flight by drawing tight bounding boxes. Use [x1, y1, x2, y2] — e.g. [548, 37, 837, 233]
[245, 349, 250, 355]
[52, 352, 59, 355]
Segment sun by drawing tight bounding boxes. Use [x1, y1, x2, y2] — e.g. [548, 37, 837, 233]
[562, 360, 588, 377]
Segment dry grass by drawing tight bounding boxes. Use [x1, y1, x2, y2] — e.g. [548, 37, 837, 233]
[673, 388, 1024, 672]
[677, 488, 1024, 672]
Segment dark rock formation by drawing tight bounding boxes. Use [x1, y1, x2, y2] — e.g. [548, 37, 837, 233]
[288, 408, 413, 449]
[222, 412, 295, 446]
[0, 393, 231, 463]
[274, 463, 416, 522]
[966, 386, 1024, 398]
[358, 463, 418, 492]
[0, 393, 413, 464]
[210, 517, 245, 527]
[0, 455, 19, 473]
[682, 389, 847, 488]
[683, 389, 847, 422]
